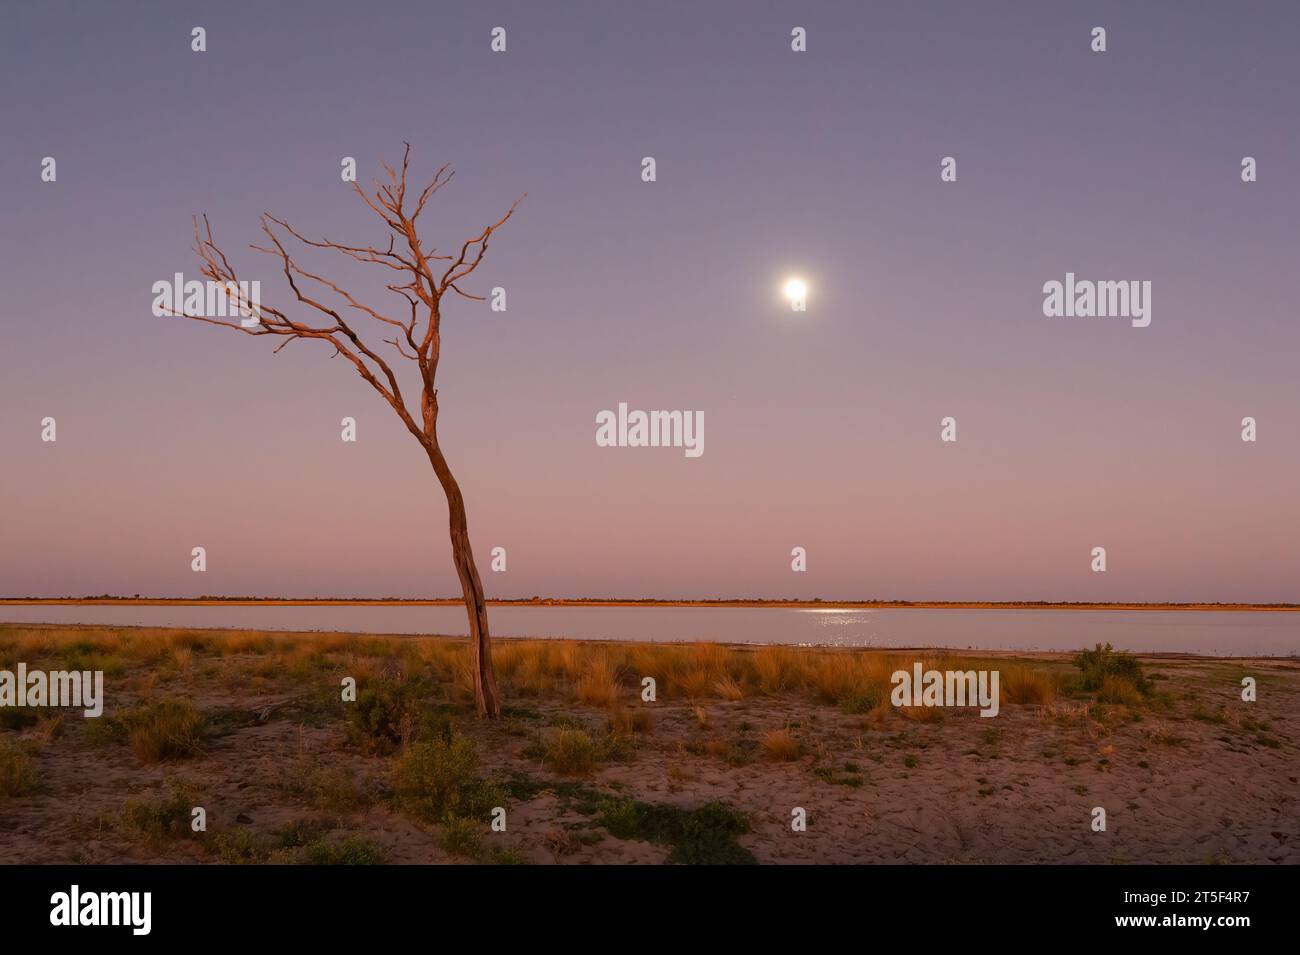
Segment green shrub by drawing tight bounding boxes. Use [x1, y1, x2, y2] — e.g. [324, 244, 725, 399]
[347, 677, 442, 754]
[275, 818, 335, 849]
[281, 765, 372, 813]
[393, 732, 502, 823]
[116, 781, 200, 844]
[598, 798, 754, 865]
[212, 829, 270, 864]
[439, 815, 483, 858]
[91, 698, 205, 763]
[302, 835, 387, 865]
[543, 728, 599, 776]
[599, 730, 637, 763]
[599, 797, 640, 837]
[1072, 643, 1150, 695]
[838, 687, 883, 714]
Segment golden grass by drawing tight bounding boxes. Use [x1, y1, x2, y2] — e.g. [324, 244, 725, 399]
[0, 625, 1095, 719]
[608, 706, 654, 735]
[575, 657, 620, 708]
[1097, 674, 1145, 707]
[761, 727, 802, 762]
[1000, 666, 1060, 705]
[121, 699, 206, 764]
[714, 676, 745, 701]
[542, 728, 599, 776]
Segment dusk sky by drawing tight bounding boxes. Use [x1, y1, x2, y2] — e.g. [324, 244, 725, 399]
[1, 1, 1297, 602]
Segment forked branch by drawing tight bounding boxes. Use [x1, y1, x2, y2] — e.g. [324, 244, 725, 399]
[168, 144, 523, 449]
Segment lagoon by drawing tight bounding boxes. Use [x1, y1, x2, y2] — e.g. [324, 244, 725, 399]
[1, 604, 1297, 656]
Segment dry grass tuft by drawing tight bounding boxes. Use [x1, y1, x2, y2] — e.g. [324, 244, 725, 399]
[1097, 674, 1145, 707]
[608, 706, 654, 735]
[575, 657, 621, 708]
[761, 727, 802, 762]
[123, 699, 206, 764]
[714, 676, 745, 701]
[1001, 666, 1059, 705]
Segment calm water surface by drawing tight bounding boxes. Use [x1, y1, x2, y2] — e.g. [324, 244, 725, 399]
[2, 605, 1297, 656]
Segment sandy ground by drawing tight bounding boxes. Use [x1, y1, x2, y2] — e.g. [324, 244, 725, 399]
[1, 649, 1297, 865]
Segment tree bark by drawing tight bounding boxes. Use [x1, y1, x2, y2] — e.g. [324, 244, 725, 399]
[426, 441, 500, 718]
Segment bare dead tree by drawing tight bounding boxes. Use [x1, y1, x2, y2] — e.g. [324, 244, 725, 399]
[170, 144, 520, 718]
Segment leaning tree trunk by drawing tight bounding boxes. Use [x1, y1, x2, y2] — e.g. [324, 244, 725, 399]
[426, 441, 501, 718]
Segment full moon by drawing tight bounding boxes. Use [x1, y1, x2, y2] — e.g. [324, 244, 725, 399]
[783, 278, 807, 302]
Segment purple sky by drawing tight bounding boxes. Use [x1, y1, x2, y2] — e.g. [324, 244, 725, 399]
[1, 1, 1297, 602]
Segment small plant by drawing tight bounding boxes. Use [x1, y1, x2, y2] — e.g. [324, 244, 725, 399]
[302, 835, 386, 865]
[393, 729, 503, 823]
[575, 659, 620, 708]
[761, 728, 801, 762]
[543, 728, 600, 776]
[438, 815, 483, 858]
[275, 818, 335, 849]
[598, 798, 754, 865]
[1097, 674, 1144, 707]
[813, 766, 863, 788]
[1000, 666, 1058, 705]
[280, 764, 372, 813]
[599, 730, 637, 763]
[212, 829, 270, 864]
[549, 713, 589, 731]
[838, 687, 883, 714]
[714, 677, 745, 701]
[131, 700, 205, 763]
[93, 698, 206, 763]
[115, 781, 201, 845]
[346, 676, 439, 754]
[0, 739, 38, 797]
[1072, 643, 1150, 695]
[608, 706, 654, 736]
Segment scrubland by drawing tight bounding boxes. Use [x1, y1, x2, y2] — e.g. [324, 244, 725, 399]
[1, 625, 1296, 864]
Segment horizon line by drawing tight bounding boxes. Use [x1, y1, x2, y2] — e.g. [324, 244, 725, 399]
[2, 596, 1298, 611]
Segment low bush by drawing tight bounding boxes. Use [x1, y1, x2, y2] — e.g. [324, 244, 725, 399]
[393, 729, 503, 824]
[1073, 644, 1150, 695]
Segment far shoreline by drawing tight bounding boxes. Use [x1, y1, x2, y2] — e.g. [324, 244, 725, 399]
[1, 597, 1297, 611]
[1, 621, 1294, 663]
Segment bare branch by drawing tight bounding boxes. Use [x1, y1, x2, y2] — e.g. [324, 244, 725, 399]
[174, 148, 520, 452]
[438, 194, 525, 293]
[445, 283, 486, 302]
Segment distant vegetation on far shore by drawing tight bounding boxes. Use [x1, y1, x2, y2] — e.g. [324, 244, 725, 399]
[1, 596, 1297, 611]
